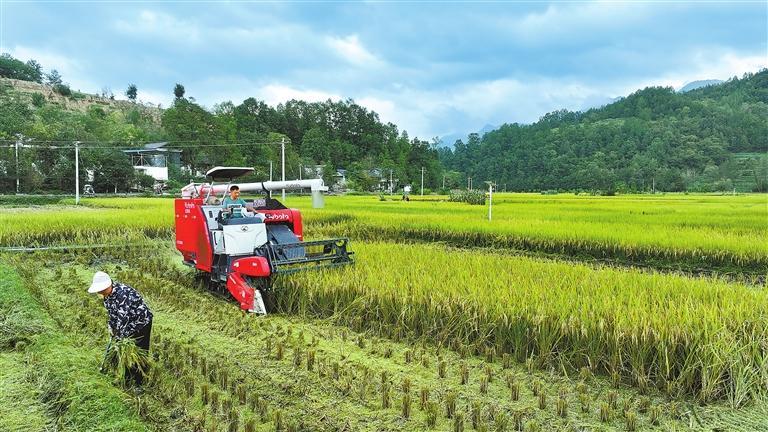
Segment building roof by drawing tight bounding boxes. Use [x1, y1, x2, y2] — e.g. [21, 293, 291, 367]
[122, 141, 181, 154]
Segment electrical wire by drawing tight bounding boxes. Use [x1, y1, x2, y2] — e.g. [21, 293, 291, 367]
[0, 140, 287, 149]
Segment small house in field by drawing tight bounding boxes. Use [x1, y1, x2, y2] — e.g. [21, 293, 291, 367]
[122, 142, 182, 181]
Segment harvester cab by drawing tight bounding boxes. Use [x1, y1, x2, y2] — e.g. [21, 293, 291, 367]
[174, 166, 353, 314]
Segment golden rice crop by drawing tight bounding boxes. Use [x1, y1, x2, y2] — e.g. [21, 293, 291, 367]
[304, 194, 768, 274]
[276, 242, 768, 404]
[4, 194, 765, 273]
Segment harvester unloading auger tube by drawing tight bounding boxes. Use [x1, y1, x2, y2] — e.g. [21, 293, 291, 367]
[174, 166, 353, 314]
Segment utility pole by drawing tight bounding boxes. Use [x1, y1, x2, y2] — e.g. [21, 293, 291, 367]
[486, 181, 494, 221]
[299, 164, 302, 180]
[14, 135, 20, 194]
[74, 141, 80, 205]
[420, 166, 424, 196]
[389, 169, 393, 195]
[269, 160, 273, 181]
[442, 173, 445, 190]
[281, 138, 286, 201]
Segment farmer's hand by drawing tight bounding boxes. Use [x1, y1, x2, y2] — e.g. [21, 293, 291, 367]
[108, 326, 113, 337]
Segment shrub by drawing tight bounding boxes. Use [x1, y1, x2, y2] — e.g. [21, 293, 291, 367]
[448, 189, 485, 205]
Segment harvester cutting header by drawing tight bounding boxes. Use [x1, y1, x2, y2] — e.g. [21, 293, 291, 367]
[174, 167, 353, 314]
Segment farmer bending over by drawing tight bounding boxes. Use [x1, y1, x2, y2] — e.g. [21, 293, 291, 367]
[89, 271, 153, 387]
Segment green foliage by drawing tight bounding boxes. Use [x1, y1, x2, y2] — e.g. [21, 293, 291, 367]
[86, 149, 138, 193]
[0, 264, 148, 431]
[1, 58, 442, 193]
[301, 127, 330, 163]
[125, 84, 138, 101]
[45, 69, 63, 86]
[0, 266, 50, 349]
[53, 83, 72, 97]
[173, 83, 185, 99]
[1, 228, 764, 430]
[442, 71, 768, 192]
[31, 92, 45, 107]
[161, 98, 231, 171]
[3, 54, 764, 196]
[448, 189, 486, 205]
[0, 83, 32, 141]
[0, 352, 50, 431]
[135, 172, 156, 190]
[0, 54, 44, 82]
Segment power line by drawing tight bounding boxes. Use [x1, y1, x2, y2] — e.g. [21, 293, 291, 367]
[0, 140, 287, 149]
[0, 137, 293, 145]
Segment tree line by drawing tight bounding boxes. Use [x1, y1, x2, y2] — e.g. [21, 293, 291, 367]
[440, 70, 768, 193]
[0, 54, 441, 193]
[1, 52, 765, 194]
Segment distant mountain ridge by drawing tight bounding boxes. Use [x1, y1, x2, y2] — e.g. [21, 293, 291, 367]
[438, 124, 497, 148]
[439, 79, 726, 148]
[678, 79, 724, 93]
[439, 70, 768, 193]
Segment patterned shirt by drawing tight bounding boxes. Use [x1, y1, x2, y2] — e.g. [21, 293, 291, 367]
[103, 281, 153, 338]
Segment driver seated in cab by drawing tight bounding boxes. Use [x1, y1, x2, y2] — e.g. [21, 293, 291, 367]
[221, 185, 259, 219]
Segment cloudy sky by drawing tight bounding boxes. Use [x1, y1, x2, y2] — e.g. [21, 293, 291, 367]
[1, 1, 765, 139]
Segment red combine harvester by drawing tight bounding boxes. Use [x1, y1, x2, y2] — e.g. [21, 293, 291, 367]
[174, 167, 353, 314]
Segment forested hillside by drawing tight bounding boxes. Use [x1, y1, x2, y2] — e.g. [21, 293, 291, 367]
[0, 53, 440, 193]
[1, 52, 765, 194]
[440, 70, 768, 192]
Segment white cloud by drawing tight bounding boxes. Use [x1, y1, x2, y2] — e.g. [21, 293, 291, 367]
[129, 89, 173, 108]
[114, 10, 201, 44]
[356, 95, 434, 137]
[509, 1, 652, 44]
[170, 75, 342, 109]
[622, 50, 768, 94]
[326, 34, 384, 67]
[7, 45, 97, 92]
[112, 9, 320, 57]
[184, 77, 604, 140]
[10, 45, 176, 108]
[676, 51, 766, 87]
[358, 48, 768, 138]
[357, 96, 395, 122]
[260, 84, 341, 105]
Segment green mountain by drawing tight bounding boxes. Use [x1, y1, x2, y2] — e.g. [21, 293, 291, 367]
[0, 54, 441, 194]
[440, 70, 768, 193]
[1, 49, 766, 194]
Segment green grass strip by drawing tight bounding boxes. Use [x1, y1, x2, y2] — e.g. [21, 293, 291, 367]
[0, 263, 149, 432]
[0, 352, 51, 432]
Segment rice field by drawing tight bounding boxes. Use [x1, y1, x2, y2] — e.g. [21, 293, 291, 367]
[2, 194, 764, 273]
[277, 242, 768, 405]
[0, 193, 766, 431]
[305, 193, 768, 275]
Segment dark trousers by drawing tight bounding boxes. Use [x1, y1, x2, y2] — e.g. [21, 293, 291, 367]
[127, 320, 152, 387]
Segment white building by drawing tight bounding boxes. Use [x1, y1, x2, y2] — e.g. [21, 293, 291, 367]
[122, 142, 182, 182]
